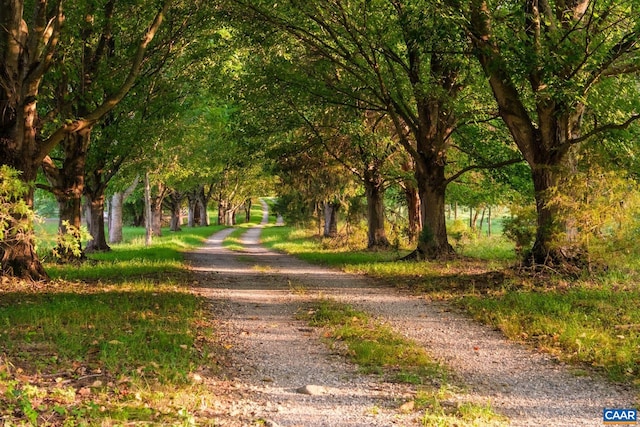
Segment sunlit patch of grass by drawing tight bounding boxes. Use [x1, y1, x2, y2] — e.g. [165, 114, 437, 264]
[0, 224, 228, 425]
[461, 285, 640, 384]
[460, 235, 516, 261]
[302, 299, 446, 381]
[47, 258, 187, 283]
[222, 228, 246, 252]
[414, 386, 508, 426]
[0, 280, 224, 425]
[301, 300, 506, 425]
[261, 225, 406, 266]
[44, 225, 224, 283]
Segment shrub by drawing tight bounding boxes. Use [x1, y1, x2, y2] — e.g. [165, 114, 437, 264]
[502, 205, 537, 256]
[0, 166, 34, 245]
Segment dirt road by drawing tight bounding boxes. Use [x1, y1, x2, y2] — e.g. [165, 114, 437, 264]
[186, 202, 636, 426]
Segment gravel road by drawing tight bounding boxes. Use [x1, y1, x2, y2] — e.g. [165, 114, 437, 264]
[186, 202, 637, 426]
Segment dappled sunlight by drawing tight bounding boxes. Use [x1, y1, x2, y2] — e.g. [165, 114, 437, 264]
[185, 215, 636, 425]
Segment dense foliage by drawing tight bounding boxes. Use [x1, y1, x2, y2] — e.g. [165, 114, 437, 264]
[1, 0, 639, 277]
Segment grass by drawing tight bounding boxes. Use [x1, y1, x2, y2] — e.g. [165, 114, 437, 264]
[301, 299, 508, 426]
[460, 283, 640, 384]
[302, 300, 444, 379]
[46, 225, 225, 283]
[261, 226, 404, 267]
[262, 223, 640, 388]
[0, 224, 227, 425]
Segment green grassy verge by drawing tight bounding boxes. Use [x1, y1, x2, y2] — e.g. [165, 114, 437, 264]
[302, 300, 507, 426]
[262, 224, 640, 387]
[1, 225, 226, 425]
[461, 285, 640, 384]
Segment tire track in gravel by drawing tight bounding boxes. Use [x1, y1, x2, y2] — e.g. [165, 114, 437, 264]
[186, 204, 420, 426]
[187, 201, 637, 426]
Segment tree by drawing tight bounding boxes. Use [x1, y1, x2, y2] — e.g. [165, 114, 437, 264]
[298, 107, 400, 248]
[228, 0, 509, 258]
[1, 0, 171, 279]
[467, 0, 640, 266]
[1, 1, 64, 278]
[40, 0, 189, 258]
[108, 176, 138, 245]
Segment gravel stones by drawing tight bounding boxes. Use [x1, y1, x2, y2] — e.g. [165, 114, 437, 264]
[185, 201, 637, 427]
[295, 385, 327, 396]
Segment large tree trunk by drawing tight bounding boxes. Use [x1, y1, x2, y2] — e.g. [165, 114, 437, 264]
[85, 192, 109, 252]
[323, 201, 339, 238]
[42, 130, 92, 260]
[528, 162, 586, 266]
[0, 164, 47, 279]
[364, 175, 390, 249]
[1, 235, 46, 280]
[415, 161, 454, 259]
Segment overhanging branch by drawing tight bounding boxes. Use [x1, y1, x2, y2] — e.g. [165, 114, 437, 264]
[569, 113, 640, 146]
[445, 157, 524, 185]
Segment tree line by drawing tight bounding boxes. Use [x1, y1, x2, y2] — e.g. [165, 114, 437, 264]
[224, 0, 640, 266]
[2, 0, 639, 280]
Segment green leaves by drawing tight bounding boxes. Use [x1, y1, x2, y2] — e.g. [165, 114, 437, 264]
[0, 166, 34, 242]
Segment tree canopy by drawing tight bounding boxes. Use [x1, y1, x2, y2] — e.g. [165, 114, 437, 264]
[2, 0, 640, 279]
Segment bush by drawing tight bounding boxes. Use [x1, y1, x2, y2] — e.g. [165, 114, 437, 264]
[502, 205, 537, 256]
[448, 219, 476, 251]
[0, 166, 34, 245]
